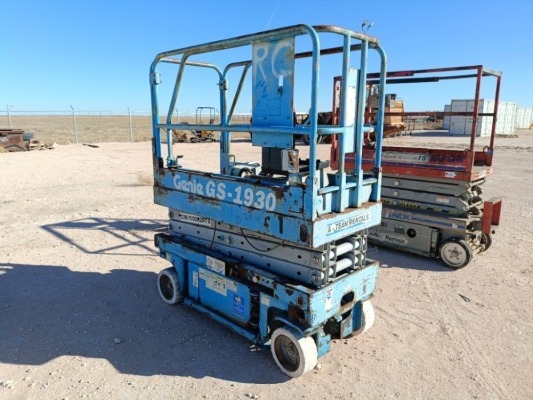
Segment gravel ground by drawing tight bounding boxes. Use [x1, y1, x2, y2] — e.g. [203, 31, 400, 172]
[1, 132, 532, 399]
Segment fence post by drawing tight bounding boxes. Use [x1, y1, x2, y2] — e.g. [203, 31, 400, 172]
[128, 106, 133, 142]
[6, 105, 12, 128]
[70, 105, 78, 144]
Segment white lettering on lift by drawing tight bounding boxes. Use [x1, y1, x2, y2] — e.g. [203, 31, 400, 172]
[326, 212, 371, 235]
[271, 40, 293, 78]
[368, 230, 408, 245]
[172, 174, 277, 211]
[253, 39, 294, 82]
[383, 152, 430, 163]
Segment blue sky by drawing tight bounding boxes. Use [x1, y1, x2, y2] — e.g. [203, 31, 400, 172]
[1, 0, 532, 114]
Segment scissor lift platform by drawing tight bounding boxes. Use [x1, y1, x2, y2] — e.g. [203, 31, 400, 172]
[149, 25, 387, 376]
[365, 143, 502, 268]
[331, 65, 503, 268]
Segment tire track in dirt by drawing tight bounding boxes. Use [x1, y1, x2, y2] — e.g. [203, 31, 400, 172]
[420, 272, 510, 399]
[377, 303, 434, 331]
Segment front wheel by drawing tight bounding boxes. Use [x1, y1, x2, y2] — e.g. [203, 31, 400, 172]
[271, 327, 317, 378]
[439, 239, 473, 269]
[352, 300, 375, 336]
[480, 233, 492, 252]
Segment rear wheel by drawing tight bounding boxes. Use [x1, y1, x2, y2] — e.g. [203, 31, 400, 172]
[271, 327, 317, 378]
[301, 133, 325, 145]
[157, 267, 183, 305]
[5, 144, 26, 152]
[439, 239, 473, 269]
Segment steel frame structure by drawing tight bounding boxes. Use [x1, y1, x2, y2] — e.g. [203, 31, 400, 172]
[149, 24, 388, 377]
[330, 65, 503, 268]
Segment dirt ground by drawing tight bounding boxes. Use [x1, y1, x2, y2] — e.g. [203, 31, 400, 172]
[1, 131, 532, 399]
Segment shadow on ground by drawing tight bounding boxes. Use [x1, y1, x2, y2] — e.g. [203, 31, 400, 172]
[367, 245, 453, 272]
[0, 262, 286, 383]
[42, 218, 167, 256]
[400, 130, 454, 138]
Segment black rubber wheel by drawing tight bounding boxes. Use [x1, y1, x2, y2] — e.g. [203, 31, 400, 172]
[480, 233, 492, 252]
[302, 134, 324, 145]
[439, 239, 473, 269]
[5, 144, 27, 152]
[157, 267, 183, 305]
[238, 169, 252, 178]
[469, 206, 481, 216]
[270, 327, 317, 378]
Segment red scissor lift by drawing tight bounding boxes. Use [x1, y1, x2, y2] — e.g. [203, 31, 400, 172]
[331, 65, 502, 268]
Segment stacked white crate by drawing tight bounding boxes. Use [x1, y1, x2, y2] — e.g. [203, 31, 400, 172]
[515, 107, 533, 129]
[448, 99, 516, 136]
[496, 102, 517, 134]
[449, 99, 493, 136]
[443, 104, 451, 130]
[448, 100, 467, 135]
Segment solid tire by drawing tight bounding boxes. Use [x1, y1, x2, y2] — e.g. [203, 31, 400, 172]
[271, 327, 317, 378]
[157, 267, 183, 305]
[439, 239, 473, 269]
[5, 144, 26, 152]
[302, 134, 324, 145]
[353, 300, 375, 336]
[480, 233, 492, 252]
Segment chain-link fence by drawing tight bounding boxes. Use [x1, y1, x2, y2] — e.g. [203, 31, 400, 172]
[0, 110, 251, 145]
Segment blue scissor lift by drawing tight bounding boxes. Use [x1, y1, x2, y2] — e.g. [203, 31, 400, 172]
[149, 24, 387, 377]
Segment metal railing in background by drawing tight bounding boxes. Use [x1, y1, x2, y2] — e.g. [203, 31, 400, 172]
[0, 108, 251, 145]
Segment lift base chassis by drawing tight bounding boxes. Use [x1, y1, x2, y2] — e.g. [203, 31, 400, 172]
[368, 175, 502, 269]
[156, 233, 378, 375]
